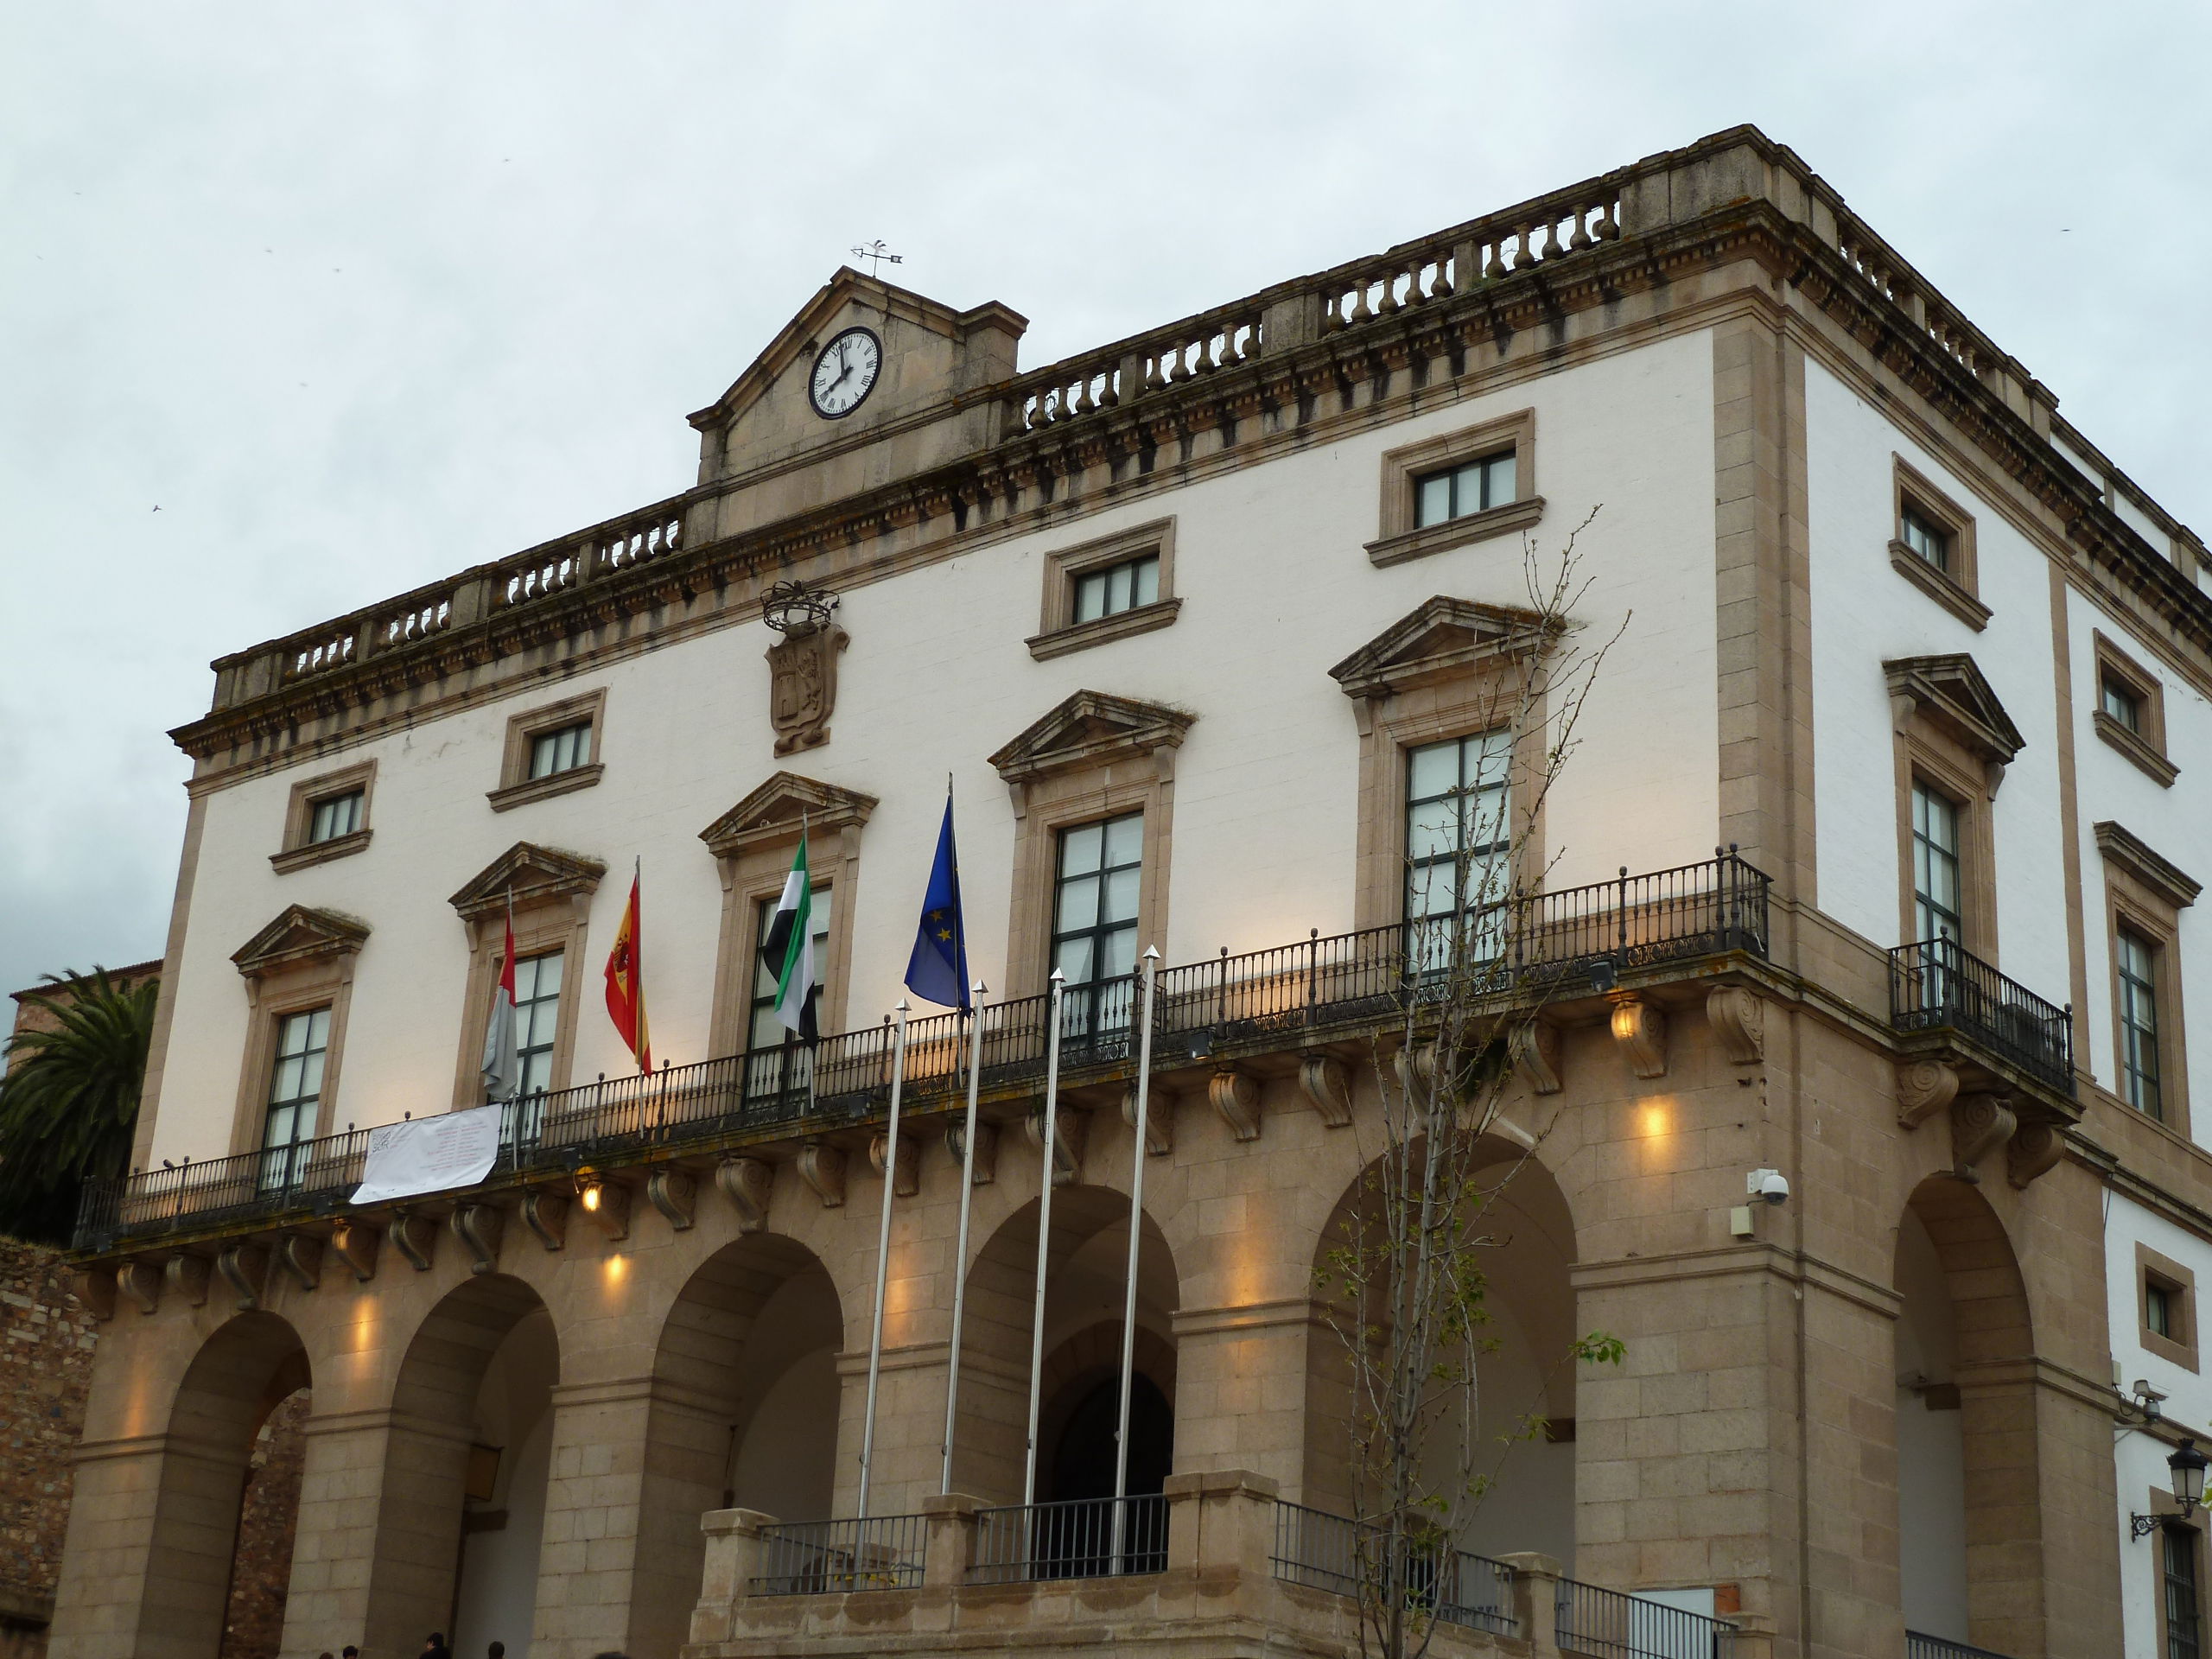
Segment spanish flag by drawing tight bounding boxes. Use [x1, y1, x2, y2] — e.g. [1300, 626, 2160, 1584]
[604, 862, 652, 1072]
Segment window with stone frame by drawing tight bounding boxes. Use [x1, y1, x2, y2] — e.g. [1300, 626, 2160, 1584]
[2120, 927, 2166, 1118]
[273, 760, 376, 872]
[2165, 1522, 2205, 1659]
[1885, 654, 2019, 964]
[447, 842, 604, 1110]
[1052, 812, 1142, 1042]
[742, 886, 830, 1099]
[2137, 1243, 2199, 1372]
[1404, 730, 1513, 973]
[498, 948, 565, 1145]
[490, 688, 608, 811]
[1028, 519, 1180, 662]
[2093, 631, 2177, 787]
[1887, 456, 1986, 628]
[257, 1006, 330, 1192]
[227, 903, 367, 1162]
[1365, 410, 1541, 569]
[1911, 780, 1966, 950]
[2099, 821, 2199, 1135]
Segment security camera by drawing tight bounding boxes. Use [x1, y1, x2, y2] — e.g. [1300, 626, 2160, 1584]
[1747, 1168, 1789, 1206]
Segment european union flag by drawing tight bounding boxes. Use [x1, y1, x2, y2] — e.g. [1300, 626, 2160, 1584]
[904, 793, 971, 1012]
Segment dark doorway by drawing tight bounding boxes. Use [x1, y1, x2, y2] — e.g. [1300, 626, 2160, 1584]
[1033, 1372, 1173, 1576]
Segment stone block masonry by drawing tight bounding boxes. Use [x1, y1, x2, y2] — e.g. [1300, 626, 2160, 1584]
[0, 1236, 99, 1656]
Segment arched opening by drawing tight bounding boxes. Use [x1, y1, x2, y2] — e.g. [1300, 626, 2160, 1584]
[219, 1370, 311, 1659]
[620, 1234, 843, 1659]
[954, 1184, 1181, 1504]
[136, 1311, 309, 1659]
[360, 1274, 553, 1659]
[1303, 1138, 1578, 1568]
[1894, 1178, 2040, 1656]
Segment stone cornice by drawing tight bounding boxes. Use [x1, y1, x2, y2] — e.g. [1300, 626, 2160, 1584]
[170, 134, 2209, 778]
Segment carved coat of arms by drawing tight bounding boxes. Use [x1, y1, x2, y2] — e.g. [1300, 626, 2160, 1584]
[763, 581, 848, 755]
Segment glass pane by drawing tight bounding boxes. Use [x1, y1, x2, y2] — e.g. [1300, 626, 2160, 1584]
[1056, 874, 1100, 932]
[1407, 871, 1459, 918]
[272, 1053, 306, 1103]
[1102, 865, 1141, 924]
[265, 1102, 296, 1147]
[1469, 728, 1513, 781]
[1055, 937, 1096, 985]
[1103, 812, 1143, 868]
[1466, 785, 1510, 852]
[532, 950, 564, 997]
[1484, 452, 1516, 507]
[1107, 563, 1133, 614]
[1407, 741, 1459, 803]
[306, 1007, 330, 1049]
[296, 1046, 327, 1100]
[1406, 805, 1459, 863]
[1060, 822, 1103, 876]
[1100, 926, 1138, 980]
[1132, 556, 1159, 607]
[1074, 570, 1106, 624]
[1416, 473, 1451, 528]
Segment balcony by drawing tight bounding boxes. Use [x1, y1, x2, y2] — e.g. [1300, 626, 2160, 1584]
[76, 853, 1771, 1253]
[1905, 1633, 2015, 1659]
[695, 1478, 1742, 1659]
[1888, 938, 2075, 1098]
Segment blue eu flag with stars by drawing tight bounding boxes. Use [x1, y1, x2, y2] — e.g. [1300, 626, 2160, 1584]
[904, 794, 971, 1012]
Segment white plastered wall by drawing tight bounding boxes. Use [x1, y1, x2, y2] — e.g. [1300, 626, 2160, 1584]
[148, 329, 1720, 1164]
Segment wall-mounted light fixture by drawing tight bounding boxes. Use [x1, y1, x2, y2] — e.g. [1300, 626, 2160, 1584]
[2131, 1437, 2209, 1540]
[575, 1173, 631, 1242]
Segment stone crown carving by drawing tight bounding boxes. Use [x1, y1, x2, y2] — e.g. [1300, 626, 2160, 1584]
[1883, 654, 2024, 772]
[1328, 595, 1560, 705]
[2094, 820, 2201, 911]
[448, 842, 607, 923]
[988, 690, 1196, 786]
[232, 905, 371, 982]
[699, 772, 879, 861]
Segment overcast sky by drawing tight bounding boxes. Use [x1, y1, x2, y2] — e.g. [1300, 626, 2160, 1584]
[2, 1, 2204, 998]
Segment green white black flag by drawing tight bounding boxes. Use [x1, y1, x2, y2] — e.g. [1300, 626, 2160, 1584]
[762, 833, 817, 1043]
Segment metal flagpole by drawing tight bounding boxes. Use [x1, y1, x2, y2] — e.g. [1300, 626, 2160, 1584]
[1021, 970, 1066, 1507]
[939, 981, 988, 1494]
[857, 1001, 910, 1521]
[1109, 949, 1160, 1572]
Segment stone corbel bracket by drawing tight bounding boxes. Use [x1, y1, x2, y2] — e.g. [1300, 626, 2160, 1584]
[219, 1243, 269, 1310]
[1896, 1060, 1960, 1129]
[1298, 1055, 1354, 1128]
[797, 1143, 848, 1208]
[868, 1132, 921, 1198]
[943, 1122, 998, 1185]
[715, 1156, 773, 1231]
[73, 1268, 117, 1323]
[119, 1259, 162, 1316]
[389, 1210, 438, 1272]
[1510, 1022, 1563, 1096]
[450, 1204, 505, 1274]
[647, 1168, 698, 1230]
[1124, 1080, 1175, 1154]
[1949, 1094, 2017, 1183]
[1210, 1067, 1263, 1142]
[580, 1179, 632, 1241]
[1024, 1105, 1087, 1185]
[2006, 1122, 2068, 1188]
[1706, 987, 1764, 1067]
[166, 1252, 213, 1307]
[277, 1233, 323, 1293]
[330, 1219, 380, 1281]
[1610, 994, 1668, 1079]
[521, 1191, 569, 1251]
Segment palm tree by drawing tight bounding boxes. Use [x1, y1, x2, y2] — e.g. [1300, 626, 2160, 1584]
[0, 967, 158, 1244]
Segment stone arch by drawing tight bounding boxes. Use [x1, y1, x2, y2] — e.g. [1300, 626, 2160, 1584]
[1301, 1135, 1579, 1565]
[360, 1274, 552, 1657]
[621, 1232, 845, 1659]
[953, 1183, 1181, 1503]
[131, 1311, 309, 1659]
[1035, 1321, 1179, 1504]
[1894, 1176, 2040, 1656]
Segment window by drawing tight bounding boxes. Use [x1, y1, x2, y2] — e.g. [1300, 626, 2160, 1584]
[530, 721, 592, 780]
[2120, 928, 2164, 1118]
[1072, 554, 1159, 624]
[2167, 1527, 2202, 1659]
[742, 887, 831, 1099]
[2093, 632, 2177, 786]
[1898, 503, 1950, 574]
[308, 789, 365, 845]
[1029, 519, 1180, 661]
[2103, 675, 2145, 734]
[499, 949, 564, 1144]
[2150, 1281, 2177, 1339]
[491, 689, 607, 810]
[1405, 733, 1512, 971]
[1053, 813, 1142, 1039]
[1414, 451, 1516, 530]
[2137, 1245, 2199, 1371]
[259, 1007, 329, 1190]
[1911, 782, 1964, 948]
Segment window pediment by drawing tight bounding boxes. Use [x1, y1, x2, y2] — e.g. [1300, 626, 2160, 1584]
[2096, 821, 2202, 912]
[699, 772, 880, 861]
[988, 690, 1197, 787]
[448, 842, 607, 923]
[1329, 596, 1559, 705]
[232, 905, 370, 983]
[1884, 654, 2024, 790]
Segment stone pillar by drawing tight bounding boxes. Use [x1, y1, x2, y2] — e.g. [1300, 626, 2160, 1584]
[689, 1508, 777, 1649]
[276, 1407, 421, 1657]
[356, 1413, 478, 1657]
[1170, 1301, 1317, 1497]
[48, 1432, 242, 1659]
[923, 1491, 986, 1586]
[1498, 1552, 1562, 1659]
[1163, 1467, 1278, 1579]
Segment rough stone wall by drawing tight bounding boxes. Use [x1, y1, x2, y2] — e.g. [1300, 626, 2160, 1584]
[0, 1237, 99, 1657]
[220, 1389, 310, 1659]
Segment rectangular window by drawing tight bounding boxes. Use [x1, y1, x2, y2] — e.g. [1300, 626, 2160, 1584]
[499, 950, 564, 1144]
[745, 887, 831, 1097]
[259, 1007, 330, 1190]
[1405, 731, 1513, 972]
[529, 721, 594, 781]
[1053, 813, 1142, 1040]
[1911, 782, 1964, 947]
[1414, 451, 1516, 530]
[2120, 928, 2164, 1119]
[2166, 1526, 2202, 1659]
[2150, 1281, 2177, 1339]
[1071, 554, 1160, 625]
[1900, 503, 1951, 574]
[2103, 675, 2146, 734]
[307, 789, 365, 845]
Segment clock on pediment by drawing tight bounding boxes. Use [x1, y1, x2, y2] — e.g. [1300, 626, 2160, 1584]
[808, 327, 882, 419]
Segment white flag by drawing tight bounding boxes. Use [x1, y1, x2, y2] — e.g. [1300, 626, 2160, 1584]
[480, 903, 520, 1101]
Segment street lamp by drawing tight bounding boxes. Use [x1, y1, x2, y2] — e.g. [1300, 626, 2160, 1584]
[2131, 1437, 2209, 1540]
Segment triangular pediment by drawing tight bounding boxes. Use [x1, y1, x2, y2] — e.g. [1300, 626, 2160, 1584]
[700, 772, 880, 861]
[448, 842, 608, 923]
[1329, 596, 1558, 702]
[989, 690, 1197, 785]
[1884, 654, 2024, 766]
[232, 905, 371, 982]
[686, 268, 1027, 486]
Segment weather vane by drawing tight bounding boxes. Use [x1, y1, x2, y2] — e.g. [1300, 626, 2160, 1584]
[851, 239, 904, 277]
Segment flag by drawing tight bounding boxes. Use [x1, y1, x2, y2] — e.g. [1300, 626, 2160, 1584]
[904, 792, 970, 1012]
[480, 900, 520, 1101]
[762, 832, 818, 1044]
[604, 865, 652, 1072]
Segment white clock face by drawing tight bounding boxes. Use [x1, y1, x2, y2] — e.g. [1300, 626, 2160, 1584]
[809, 327, 882, 418]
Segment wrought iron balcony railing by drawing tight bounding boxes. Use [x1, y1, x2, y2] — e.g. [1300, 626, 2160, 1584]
[1905, 1631, 2014, 1659]
[1888, 938, 2075, 1096]
[750, 1514, 927, 1596]
[76, 852, 1770, 1250]
[968, 1494, 1167, 1583]
[1554, 1574, 1736, 1658]
[1270, 1501, 1516, 1636]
